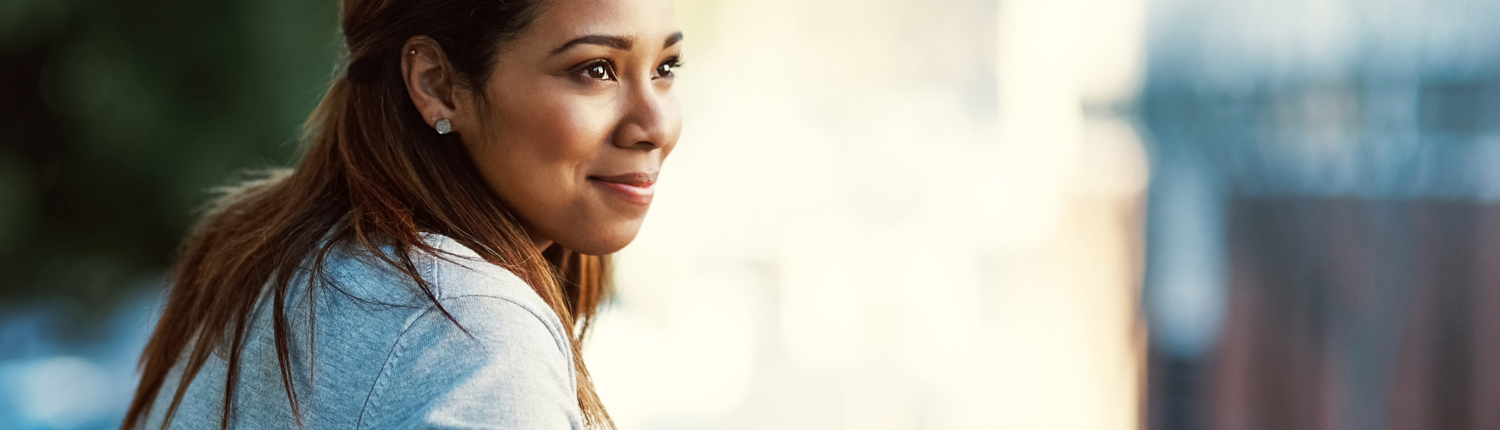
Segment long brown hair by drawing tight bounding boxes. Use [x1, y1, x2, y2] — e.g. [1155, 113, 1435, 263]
[121, 0, 614, 428]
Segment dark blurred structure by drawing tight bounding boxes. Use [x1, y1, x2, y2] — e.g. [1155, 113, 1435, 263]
[0, 0, 337, 427]
[0, 0, 337, 310]
[1141, 0, 1500, 429]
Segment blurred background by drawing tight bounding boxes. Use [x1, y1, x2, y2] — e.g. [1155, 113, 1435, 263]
[1, 0, 1497, 428]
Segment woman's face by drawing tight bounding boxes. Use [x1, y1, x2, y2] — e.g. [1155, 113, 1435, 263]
[449, 0, 682, 255]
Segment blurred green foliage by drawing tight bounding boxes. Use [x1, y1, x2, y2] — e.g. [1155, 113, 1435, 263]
[0, 0, 340, 314]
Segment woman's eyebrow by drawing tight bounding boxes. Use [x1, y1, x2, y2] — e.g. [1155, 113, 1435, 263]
[550, 32, 685, 56]
[551, 35, 632, 55]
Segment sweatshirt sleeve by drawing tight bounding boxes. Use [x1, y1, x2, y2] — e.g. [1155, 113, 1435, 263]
[357, 295, 584, 430]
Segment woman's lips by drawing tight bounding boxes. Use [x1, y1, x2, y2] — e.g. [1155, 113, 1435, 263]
[590, 172, 656, 187]
[588, 172, 656, 206]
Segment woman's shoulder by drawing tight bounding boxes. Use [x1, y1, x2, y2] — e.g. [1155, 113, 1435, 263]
[316, 234, 582, 428]
[353, 293, 583, 429]
[399, 233, 574, 360]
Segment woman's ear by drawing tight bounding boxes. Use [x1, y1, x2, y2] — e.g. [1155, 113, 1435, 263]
[400, 36, 463, 134]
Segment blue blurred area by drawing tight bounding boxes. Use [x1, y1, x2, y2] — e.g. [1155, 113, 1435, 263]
[0, 289, 159, 429]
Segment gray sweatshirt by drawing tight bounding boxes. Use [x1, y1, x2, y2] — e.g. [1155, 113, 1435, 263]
[139, 234, 585, 429]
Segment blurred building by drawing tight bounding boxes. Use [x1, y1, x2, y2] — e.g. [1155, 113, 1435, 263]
[1141, 0, 1500, 429]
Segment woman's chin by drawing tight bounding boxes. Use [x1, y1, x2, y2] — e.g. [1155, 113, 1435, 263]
[554, 220, 644, 256]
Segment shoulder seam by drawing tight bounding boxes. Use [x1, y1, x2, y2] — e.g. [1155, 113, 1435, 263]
[356, 246, 447, 429]
[355, 304, 437, 430]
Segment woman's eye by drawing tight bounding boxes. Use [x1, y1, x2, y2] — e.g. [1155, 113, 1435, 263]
[581, 62, 614, 81]
[656, 58, 680, 78]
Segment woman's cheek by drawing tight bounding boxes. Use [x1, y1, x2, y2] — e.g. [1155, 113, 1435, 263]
[527, 93, 611, 160]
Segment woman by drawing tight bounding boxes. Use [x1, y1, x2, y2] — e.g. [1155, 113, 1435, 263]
[121, 0, 681, 427]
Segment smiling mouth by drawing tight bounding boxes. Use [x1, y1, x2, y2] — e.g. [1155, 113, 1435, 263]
[588, 172, 657, 206]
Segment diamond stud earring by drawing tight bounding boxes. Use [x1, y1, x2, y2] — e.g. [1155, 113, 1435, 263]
[435, 119, 452, 135]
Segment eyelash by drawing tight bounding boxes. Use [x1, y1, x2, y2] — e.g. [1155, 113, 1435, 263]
[573, 56, 684, 82]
